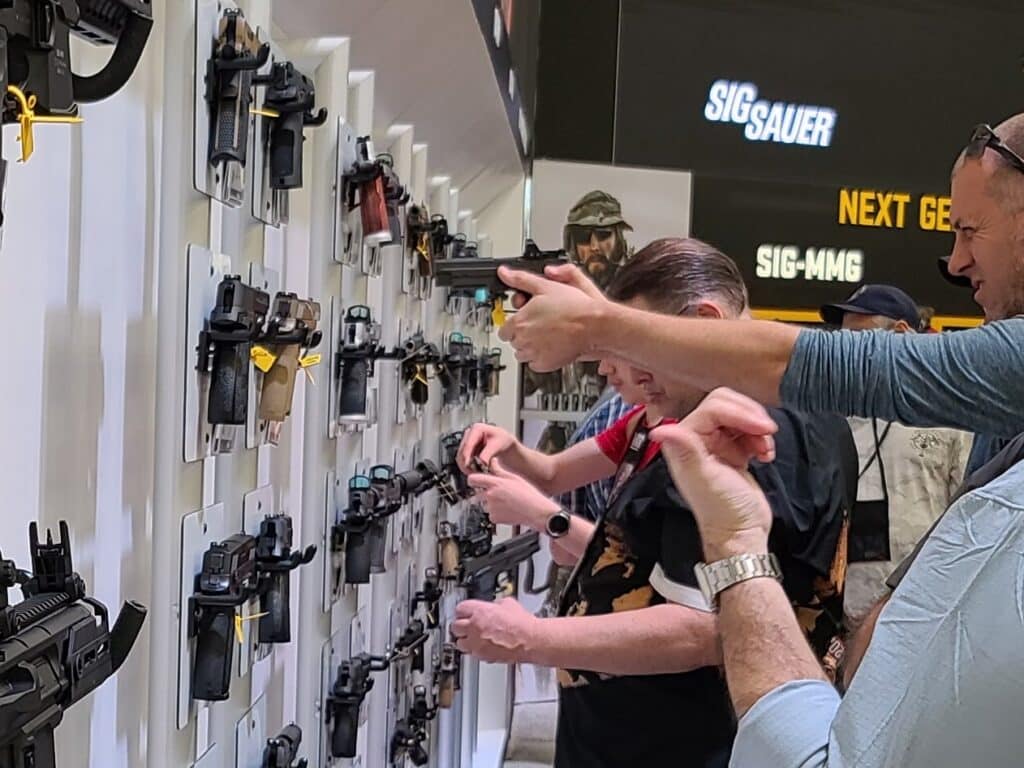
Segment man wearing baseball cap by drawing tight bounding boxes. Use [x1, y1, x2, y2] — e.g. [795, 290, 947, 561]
[820, 284, 925, 333]
[819, 286, 972, 640]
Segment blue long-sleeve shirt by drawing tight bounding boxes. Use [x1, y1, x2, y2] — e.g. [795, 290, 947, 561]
[731, 458, 1024, 767]
[780, 319, 1024, 471]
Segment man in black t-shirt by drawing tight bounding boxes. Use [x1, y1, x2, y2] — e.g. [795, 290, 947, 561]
[452, 239, 852, 767]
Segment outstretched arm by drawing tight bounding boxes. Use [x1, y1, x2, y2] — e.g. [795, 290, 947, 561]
[452, 598, 720, 676]
[500, 264, 1024, 437]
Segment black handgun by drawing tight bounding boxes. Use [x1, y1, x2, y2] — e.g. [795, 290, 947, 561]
[203, 8, 268, 184]
[188, 534, 258, 701]
[405, 205, 447, 295]
[258, 292, 322, 425]
[390, 718, 428, 766]
[439, 334, 475, 407]
[0, 0, 153, 164]
[400, 333, 443, 407]
[390, 685, 433, 767]
[335, 305, 402, 423]
[460, 531, 540, 601]
[261, 723, 307, 768]
[0, 522, 147, 768]
[411, 568, 442, 630]
[440, 431, 471, 501]
[332, 475, 383, 584]
[254, 515, 316, 644]
[366, 462, 445, 573]
[325, 652, 388, 758]
[253, 60, 327, 190]
[393, 618, 428, 673]
[197, 275, 270, 427]
[432, 239, 569, 304]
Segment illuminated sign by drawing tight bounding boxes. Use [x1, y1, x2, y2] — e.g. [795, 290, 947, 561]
[837, 189, 951, 231]
[755, 244, 864, 282]
[704, 80, 837, 147]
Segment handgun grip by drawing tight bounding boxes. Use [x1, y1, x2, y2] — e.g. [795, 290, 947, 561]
[343, 529, 372, 584]
[369, 518, 388, 574]
[359, 176, 390, 241]
[330, 702, 360, 758]
[259, 343, 300, 422]
[192, 606, 235, 701]
[464, 574, 497, 602]
[208, 341, 250, 425]
[258, 571, 290, 643]
[268, 110, 305, 190]
[210, 69, 253, 167]
[438, 677, 456, 709]
[338, 358, 369, 419]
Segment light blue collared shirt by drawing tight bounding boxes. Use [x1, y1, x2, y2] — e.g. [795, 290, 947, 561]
[732, 458, 1024, 767]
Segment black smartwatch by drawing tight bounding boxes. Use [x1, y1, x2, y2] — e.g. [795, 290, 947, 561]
[545, 509, 571, 539]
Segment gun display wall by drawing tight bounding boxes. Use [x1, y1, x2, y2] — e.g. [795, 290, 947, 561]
[0, 3, 530, 768]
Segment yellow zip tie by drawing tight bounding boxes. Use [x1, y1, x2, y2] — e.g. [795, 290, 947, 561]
[7, 85, 83, 163]
[491, 301, 506, 327]
[234, 610, 270, 644]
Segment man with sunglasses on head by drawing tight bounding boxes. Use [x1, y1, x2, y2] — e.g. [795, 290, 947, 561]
[496, 115, 1024, 765]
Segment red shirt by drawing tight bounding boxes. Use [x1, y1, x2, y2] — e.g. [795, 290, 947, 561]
[595, 405, 678, 470]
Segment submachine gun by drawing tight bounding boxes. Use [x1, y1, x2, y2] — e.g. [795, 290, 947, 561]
[0, 521, 147, 768]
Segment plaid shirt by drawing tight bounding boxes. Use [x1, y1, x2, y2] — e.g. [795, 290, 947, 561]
[557, 392, 631, 521]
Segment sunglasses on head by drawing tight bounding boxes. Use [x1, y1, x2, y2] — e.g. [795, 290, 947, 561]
[965, 124, 1024, 174]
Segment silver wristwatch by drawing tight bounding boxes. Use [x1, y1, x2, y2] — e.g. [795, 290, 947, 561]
[694, 553, 782, 609]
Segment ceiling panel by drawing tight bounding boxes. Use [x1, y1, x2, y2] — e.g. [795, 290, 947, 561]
[275, 0, 524, 214]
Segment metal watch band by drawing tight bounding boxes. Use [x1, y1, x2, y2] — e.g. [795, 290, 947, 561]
[694, 552, 782, 609]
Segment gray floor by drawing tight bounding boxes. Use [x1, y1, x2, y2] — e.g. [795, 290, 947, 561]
[503, 699, 557, 768]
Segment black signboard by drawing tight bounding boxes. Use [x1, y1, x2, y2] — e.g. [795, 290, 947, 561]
[610, 0, 1023, 190]
[691, 174, 978, 316]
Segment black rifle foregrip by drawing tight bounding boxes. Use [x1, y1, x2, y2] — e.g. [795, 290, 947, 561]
[192, 606, 235, 701]
[330, 703, 360, 758]
[343, 529, 372, 584]
[208, 340, 250, 425]
[269, 110, 305, 190]
[73, 12, 154, 103]
[338, 358, 369, 418]
[110, 600, 148, 673]
[258, 572, 290, 644]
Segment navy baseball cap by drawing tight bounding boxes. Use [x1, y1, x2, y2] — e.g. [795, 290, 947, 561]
[820, 285, 922, 329]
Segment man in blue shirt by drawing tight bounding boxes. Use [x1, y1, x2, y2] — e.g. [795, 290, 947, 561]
[496, 115, 1024, 765]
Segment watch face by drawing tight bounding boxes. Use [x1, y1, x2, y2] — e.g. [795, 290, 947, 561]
[548, 512, 571, 536]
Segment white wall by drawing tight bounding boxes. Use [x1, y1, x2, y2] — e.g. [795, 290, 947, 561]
[0, 4, 527, 768]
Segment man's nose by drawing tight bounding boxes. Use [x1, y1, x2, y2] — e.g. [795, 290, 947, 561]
[948, 238, 972, 276]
